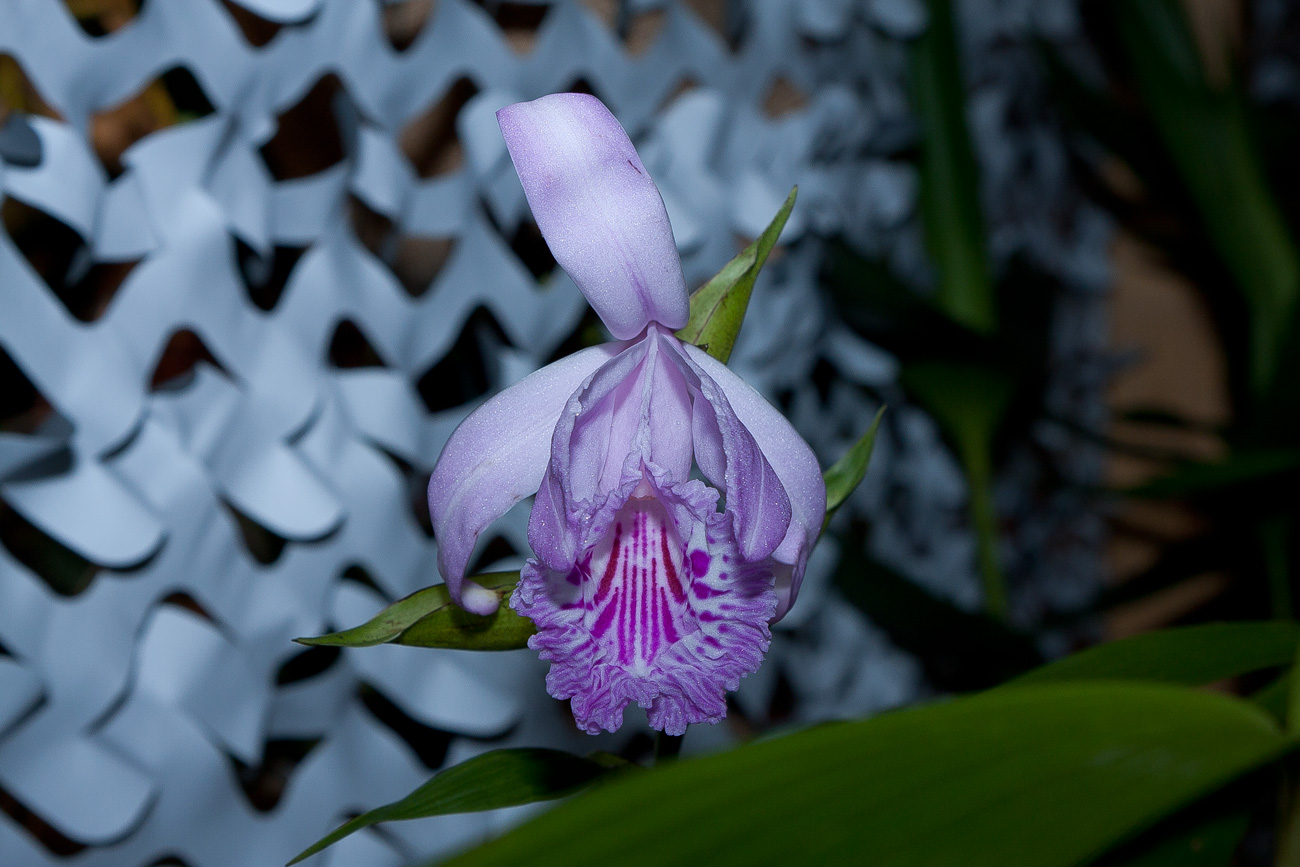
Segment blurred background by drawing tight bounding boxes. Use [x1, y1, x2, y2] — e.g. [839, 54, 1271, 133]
[0, 0, 1296, 864]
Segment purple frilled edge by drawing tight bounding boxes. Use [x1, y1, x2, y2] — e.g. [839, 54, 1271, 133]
[427, 93, 825, 735]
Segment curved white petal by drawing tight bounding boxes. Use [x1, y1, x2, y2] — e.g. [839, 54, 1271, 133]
[428, 343, 621, 614]
[683, 344, 826, 620]
[497, 94, 689, 339]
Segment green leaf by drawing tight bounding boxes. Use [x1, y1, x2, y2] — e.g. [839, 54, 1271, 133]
[835, 553, 1041, 691]
[287, 748, 622, 865]
[1116, 0, 1300, 395]
[901, 361, 1016, 621]
[1125, 449, 1300, 500]
[294, 572, 533, 651]
[1286, 625, 1300, 736]
[822, 406, 886, 527]
[1088, 534, 1231, 614]
[1095, 809, 1251, 867]
[1263, 515, 1295, 623]
[1116, 406, 1224, 435]
[442, 684, 1293, 867]
[1250, 671, 1289, 723]
[1009, 622, 1300, 688]
[900, 362, 1015, 483]
[908, 0, 996, 334]
[676, 187, 796, 363]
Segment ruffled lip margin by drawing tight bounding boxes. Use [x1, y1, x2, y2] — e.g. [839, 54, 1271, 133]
[512, 469, 777, 735]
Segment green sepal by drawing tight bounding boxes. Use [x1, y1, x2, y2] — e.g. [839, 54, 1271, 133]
[287, 748, 627, 865]
[294, 572, 534, 651]
[822, 406, 886, 530]
[676, 187, 796, 363]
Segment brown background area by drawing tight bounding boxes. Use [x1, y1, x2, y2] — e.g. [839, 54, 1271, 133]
[1101, 0, 1242, 638]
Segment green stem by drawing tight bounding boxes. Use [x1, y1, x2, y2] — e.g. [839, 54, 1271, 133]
[654, 731, 684, 766]
[963, 439, 1008, 622]
[1277, 611, 1300, 867]
[1279, 786, 1300, 867]
[1263, 517, 1294, 621]
[898, 363, 1015, 624]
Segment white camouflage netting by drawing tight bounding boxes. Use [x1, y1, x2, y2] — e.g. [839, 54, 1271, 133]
[1255, 0, 1300, 108]
[0, 0, 1106, 864]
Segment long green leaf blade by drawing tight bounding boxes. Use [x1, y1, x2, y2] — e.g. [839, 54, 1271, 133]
[901, 361, 1016, 620]
[1116, 0, 1300, 394]
[1009, 622, 1300, 688]
[295, 572, 529, 649]
[909, 0, 996, 334]
[1101, 809, 1251, 867]
[1125, 450, 1300, 500]
[676, 187, 796, 363]
[288, 749, 619, 865]
[443, 684, 1292, 867]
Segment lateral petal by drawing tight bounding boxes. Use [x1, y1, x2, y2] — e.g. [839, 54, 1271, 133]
[529, 339, 648, 572]
[497, 94, 689, 339]
[427, 343, 621, 614]
[682, 344, 827, 619]
[530, 330, 697, 577]
[661, 337, 792, 566]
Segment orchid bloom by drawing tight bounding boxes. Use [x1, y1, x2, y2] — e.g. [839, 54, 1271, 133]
[427, 93, 825, 735]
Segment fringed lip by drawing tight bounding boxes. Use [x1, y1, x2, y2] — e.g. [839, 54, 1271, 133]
[513, 468, 776, 735]
[516, 326, 806, 733]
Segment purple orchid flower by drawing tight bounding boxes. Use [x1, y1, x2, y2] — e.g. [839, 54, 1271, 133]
[427, 93, 825, 735]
